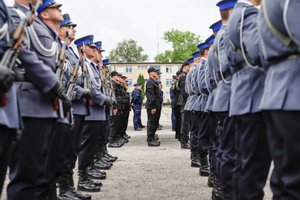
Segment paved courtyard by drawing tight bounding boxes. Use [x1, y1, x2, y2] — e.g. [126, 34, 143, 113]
[1, 108, 272, 200]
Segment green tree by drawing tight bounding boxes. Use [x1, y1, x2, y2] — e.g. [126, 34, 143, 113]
[137, 74, 146, 99]
[155, 29, 201, 62]
[109, 39, 149, 62]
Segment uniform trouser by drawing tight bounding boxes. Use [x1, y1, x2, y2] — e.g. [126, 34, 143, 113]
[208, 113, 218, 174]
[63, 115, 85, 178]
[190, 111, 201, 152]
[147, 109, 160, 139]
[36, 122, 71, 198]
[78, 121, 106, 170]
[264, 111, 300, 199]
[174, 105, 181, 139]
[198, 112, 210, 157]
[214, 112, 235, 192]
[0, 126, 16, 198]
[110, 114, 122, 140]
[133, 106, 142, 129]
[96, 120, 108, 155]
[234, 113, 271, 200]
[120, 110, 129, 137]
[180, 107, 190, 144]
[171, 106, 176, 130]
[8, 117, 56, 200]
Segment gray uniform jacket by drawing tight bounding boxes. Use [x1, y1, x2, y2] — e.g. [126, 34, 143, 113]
[212, 25, 232, 113]
[84, 61, 106, 121]
[259, 0, 300, 111]
[0, 1, 22, 129]
[185, 64, 199, 111]
[197, 58, 209, 112]
[190, 61, 204, 112]
[66, 47, 89, 116]
[205, 49, 217, 112]
[227, 2, 266, 116]
[11, 4, 59, 118]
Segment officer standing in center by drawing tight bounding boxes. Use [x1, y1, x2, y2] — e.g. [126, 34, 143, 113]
[145, 67, 161, 147]
[132, 82, 143, 131]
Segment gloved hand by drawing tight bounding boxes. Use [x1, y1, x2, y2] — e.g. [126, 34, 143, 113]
[104, 96, 116, 106]
[0, 66, 15, 93]
[82, 88, 92, 100]
[49, 82, 72, 112]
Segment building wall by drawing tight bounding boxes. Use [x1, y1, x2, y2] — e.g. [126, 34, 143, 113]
[110, 63, 181, 103]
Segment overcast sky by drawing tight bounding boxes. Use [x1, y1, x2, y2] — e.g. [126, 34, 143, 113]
[5, 0, 220, 61]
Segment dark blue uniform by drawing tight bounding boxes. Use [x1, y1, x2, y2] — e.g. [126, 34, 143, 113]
[132, 89, 143, 129]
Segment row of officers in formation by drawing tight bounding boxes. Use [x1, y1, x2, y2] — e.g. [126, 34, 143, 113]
[166, 0, 300, 199]
[0, 0, 147, 199]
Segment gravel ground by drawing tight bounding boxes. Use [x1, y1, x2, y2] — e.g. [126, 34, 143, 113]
[1, 108, 273, 200]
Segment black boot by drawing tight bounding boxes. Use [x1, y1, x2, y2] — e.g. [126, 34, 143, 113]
[68, 175, 91, 200]
[94, 158, 113, 170]
[58, 177, 80, 200]
[77, 169, 100, 192]
[191, 151, 200, 167]
[199, 156, 210, 177]
[181, 142, 190, 149]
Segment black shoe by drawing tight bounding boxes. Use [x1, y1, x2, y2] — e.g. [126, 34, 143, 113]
[68, 176, 91, 200]
[70, 187, 91, 200]
[94, 159, 112, 170]
[199, 156, 210, 177]
[191, 152, 200, 168]
[140, 125, 146, 128]
[88, 167, 106, 180]
[134, 127, 142, 131]
[154, 134, 159, 141]
[90, 179, 102, 187]
[101, 153, 117, 163]
[108, 140, 122, 148]
[104, 152, 118, 161]
[123, 134, 131, 139]
[58, 177, 80, 200]
[207, 173, 216, 188]
[181, 143, 190, 149]
[148, 139, 161, 147]
[77, 180, 100, 193]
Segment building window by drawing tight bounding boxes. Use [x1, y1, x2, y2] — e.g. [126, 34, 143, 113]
[125, 66, 132, 73]
[126, 79, 132, 86]
[138, 66, 148, 70]
[166, 66, 172, 73]
[166, 79, 173, 87]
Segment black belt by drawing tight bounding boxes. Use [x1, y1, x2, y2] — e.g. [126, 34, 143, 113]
[270, 54, 300, 64]
[216, 71, 232, 82]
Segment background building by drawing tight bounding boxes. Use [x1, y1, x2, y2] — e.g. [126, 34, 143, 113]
[110, 62, 182, 103]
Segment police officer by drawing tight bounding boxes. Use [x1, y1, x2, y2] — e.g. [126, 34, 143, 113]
[0, 0, 19, 197]
[57, 15, 94, 200]
[119, 75, 131, 141]
[187, 51, 202, 167]
[132, 82, 143, 131]
[177, 61, 191, 149]
[8, 0, 72, 199]
[227, 1, 271, 199]
[145, 67, 161, 146]
[108, 71, 126, 148]
[172, 70, 182, 141]
[198, 35, 215, 178]
[210, 1, 237, 199]
[170, 75, 177, 132]
[205, 20, 222, 193]
[75, 35, 115, 193]
[259, 0, 300, 198]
